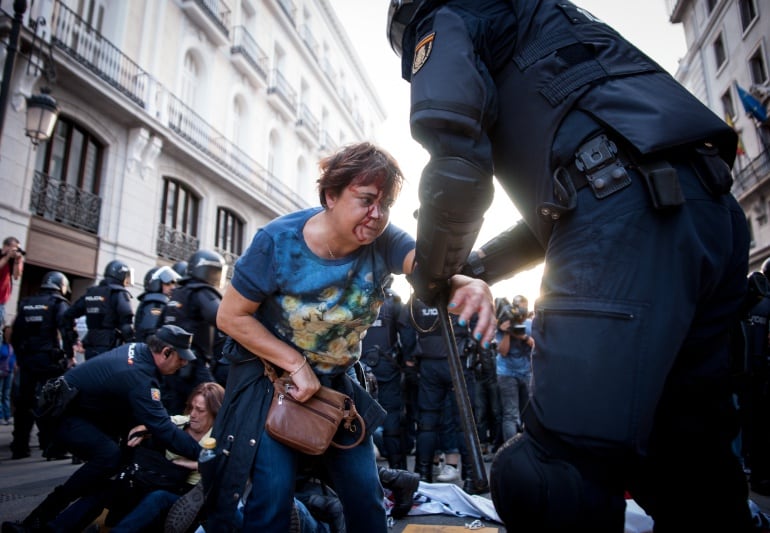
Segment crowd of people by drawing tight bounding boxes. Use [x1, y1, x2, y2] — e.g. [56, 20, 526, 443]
[0, 1, 766, 529]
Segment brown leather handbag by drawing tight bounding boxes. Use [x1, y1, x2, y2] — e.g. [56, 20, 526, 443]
[262, 360, 365, 455]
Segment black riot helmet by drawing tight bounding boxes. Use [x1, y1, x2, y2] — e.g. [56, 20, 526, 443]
[41, 271, 71, 297]
[172, 261, 188, 278]
[387, 0, 429, 56]
[762, 257, 770, 279]
[144, 266, 180, 293]
[186, 249, 226, 289]
[104, 259, 133, 286]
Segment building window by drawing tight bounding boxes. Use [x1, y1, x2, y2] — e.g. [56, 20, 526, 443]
[215, 207, 244, 256]
[739, 0, 757, 32]
[157, 178, 199, 261]
[750, 48, 768, 85]
[713, 34, 726, 70]
[35, 116, 103, 195]
[161, 178, 199, 237]
[181, 51, 200, 108]
[721, 88, 735, 120]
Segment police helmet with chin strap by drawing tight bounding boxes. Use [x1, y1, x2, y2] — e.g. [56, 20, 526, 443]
[387, 0, 429, 56]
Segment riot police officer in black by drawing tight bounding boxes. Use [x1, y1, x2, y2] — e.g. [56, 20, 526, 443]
[402, 297, 480, 493]
[10, 272, 76, 460]
[388, 0, 752, 530]
[64, 260, 135, 359]
[742, 263, 770, 495]
[161, 249, 224, 413]
[134, 266, 180, 342]
[361, 286, 407, 469]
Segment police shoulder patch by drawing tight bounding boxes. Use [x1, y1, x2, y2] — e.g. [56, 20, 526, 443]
[151, 388, 161, 402]
[412, 32, 435, 76]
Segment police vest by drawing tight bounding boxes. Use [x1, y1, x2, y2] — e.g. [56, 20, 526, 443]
[362, 297, 403, 382]
[83, 283, 129, 350]
[163, 281, 221, 358]
[16, 292, 66, 362]
[490, 0, 737, 245]
[134, 293, 169, 343]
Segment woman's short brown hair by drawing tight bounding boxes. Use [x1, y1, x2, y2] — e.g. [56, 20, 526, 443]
[317, 142, 404, 207]
[185, 381, 225, 418]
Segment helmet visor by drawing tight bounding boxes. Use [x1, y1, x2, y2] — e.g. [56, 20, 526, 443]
[387, 0, 419, 57]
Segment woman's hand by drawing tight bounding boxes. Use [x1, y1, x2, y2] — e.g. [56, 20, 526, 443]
[127, 424, 149, 447]
[283, 356, 321, 403]
[448, 274, 496, 348]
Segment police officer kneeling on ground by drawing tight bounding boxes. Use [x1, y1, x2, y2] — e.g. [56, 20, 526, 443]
[1, 325, 201, 533]
[10, 272, 76, 460]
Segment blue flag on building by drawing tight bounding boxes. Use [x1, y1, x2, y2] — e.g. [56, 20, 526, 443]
[736, 83, 768, 123]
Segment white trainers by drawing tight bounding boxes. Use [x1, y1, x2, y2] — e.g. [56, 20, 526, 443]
[436, 464, 460, 482]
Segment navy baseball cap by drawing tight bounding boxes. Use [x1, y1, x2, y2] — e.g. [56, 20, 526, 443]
[155, 325, 196, 361]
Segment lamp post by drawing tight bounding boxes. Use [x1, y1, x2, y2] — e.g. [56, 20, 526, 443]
[0, 0, 27, 150]
[0, 0, 59, 151]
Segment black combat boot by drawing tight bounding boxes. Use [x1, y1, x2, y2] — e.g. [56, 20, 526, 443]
[379, 466, 420, 519]
[415, 460, 433, 483]
[300, 493, 345, 533]
[388, 454, 407, 471]
[19, 485, 70, 532]
[462, 462, 490, 495]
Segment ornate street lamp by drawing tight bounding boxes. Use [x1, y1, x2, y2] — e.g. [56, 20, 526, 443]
[24, 87, 58, 146]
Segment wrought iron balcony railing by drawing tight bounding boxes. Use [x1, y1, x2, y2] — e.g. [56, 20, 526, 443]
[733, 149, 770, 199]
[47, 0, 305, 218]
[299, 24, 318, 60]
[267, 68, 298, 113]
[50, 1, 147, 106]
[156, 224, 200, 262]
[296, 103, 319, 143]
[231, 25, 268, 81]
[29, 171, 102, 234]
[183, 0, 231, 35]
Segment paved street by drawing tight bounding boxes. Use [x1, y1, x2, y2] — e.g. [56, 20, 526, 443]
[4, 418, 770, 532]
[0, 422, 502, 531]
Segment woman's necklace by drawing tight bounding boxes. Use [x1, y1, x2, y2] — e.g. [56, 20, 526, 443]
[326, 242, 335, 259]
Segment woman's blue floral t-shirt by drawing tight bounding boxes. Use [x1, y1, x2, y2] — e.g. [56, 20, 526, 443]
[230, 207, 415, 375]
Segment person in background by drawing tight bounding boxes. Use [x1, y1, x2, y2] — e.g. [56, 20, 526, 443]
[64, 260, 135, 359]
[134, 266, 180, 342]
[495, 295, 534, 441]
[9, 272, 76, 460]
[205, 142, 495, 532]
[161, 250, 225, 411]
[0, 324, 16, 425]
[388, 0, 752, 530]
[0, 237, 24, 327]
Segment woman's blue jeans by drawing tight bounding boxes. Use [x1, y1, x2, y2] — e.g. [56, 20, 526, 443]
[242, 430, 386, 533]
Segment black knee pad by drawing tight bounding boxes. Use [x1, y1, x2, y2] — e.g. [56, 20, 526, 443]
[490, 434, 584, 530]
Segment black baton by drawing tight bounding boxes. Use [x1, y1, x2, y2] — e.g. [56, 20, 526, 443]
[436, 293, 488, 491]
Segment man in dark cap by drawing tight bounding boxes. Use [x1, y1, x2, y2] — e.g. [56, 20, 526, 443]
[2, 325, 201, 533]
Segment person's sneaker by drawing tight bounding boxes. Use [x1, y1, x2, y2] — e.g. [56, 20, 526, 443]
[165, 481, 204, 533]
[436, 464, 460, 482]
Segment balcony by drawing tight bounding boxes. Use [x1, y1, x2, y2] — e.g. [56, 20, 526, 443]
[29, 171, 102, 234]
[276, 0, 296, 25]
[298, 25, 318, 60]
[157, 224, 200, 262]
[180, 0, 231, 47]
[319, 130, 337, 153]
[733, 149, 770, 199]
[296, 103, 319, 145]
[50, 1, 147, 106]
[230, 26, 268, 87]
[267, 68, 297, 122]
